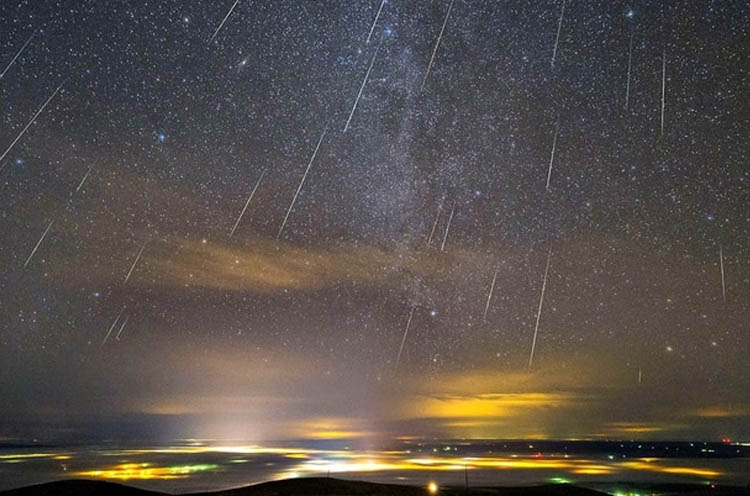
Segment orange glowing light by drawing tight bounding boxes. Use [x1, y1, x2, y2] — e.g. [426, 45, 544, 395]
[621, 460, 721, 478]
[73, 462, 218, 481]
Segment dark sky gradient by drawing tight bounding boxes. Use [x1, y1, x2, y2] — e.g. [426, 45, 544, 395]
[1, 0, 749, 443]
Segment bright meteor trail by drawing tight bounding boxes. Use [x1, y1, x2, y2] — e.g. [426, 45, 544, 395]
[102, 306, 126, 346]
[115, 314, 130, 341]
[625, 32, 634, 110]
[123, 241, 147, 284]
[365, 0, 386, 45]
[23, 220, 54, 268]
[0, 82, 64, 165]
[0, 30, 36, 81]
[528, 245, 553, 372]
[440, 200, 456, 252]
[426, 197, 444, 248]
[277, 127, 327, 241]
[661, 47, 666, 137]
[395, 305, 416, 369]
[546, 125, 559, 192]
[75, 166, 93, 193]
[421, 0, 455, 91]
[483, 267, 499, 323]
[208, 0, 241, 44]
[551, 0, 565, 69]
[719, 245, 726, 303]
[344, 35, 383, 132]
[230, 170, 265, 237]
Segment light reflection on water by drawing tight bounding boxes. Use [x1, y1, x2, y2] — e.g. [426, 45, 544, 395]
[1, 440, 749, 493]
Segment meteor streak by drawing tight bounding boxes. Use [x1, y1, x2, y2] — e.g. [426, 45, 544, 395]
[230, 171, 265, 237]
[440, 200, 455, 252]
[208, 0, 241, 44]
[123, 241, 147, 284]
[75, 166, 93, 193]
[625, 32, 634, 110]
[277, 127, 327, 241]
[395, 305, 416, 368]
[0, 82, 64, 165]
[421, 0, 455, 91]
[551, 0, 565, 69]
[483, 268, 499, 322]
[661, 47, 666, 137]
[426, 197, 444, 248]
[102, 306, 126, 346]
[528, 245, 552, 372]
[115, 314, 130, 341]
[344, 36, 383, 132]
[546, 125, 559, 192]
[0, 30, 36, 80]
[23, 220, 54, 268]
[366, 0, 386, 44]
[719, 245, 726, 303]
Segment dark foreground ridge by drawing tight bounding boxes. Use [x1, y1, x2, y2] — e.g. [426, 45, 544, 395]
[0, 479, 162, 496]
[1, 477, 749, 496]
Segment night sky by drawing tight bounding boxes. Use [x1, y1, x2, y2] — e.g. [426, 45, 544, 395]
[1, 0, 749, 443]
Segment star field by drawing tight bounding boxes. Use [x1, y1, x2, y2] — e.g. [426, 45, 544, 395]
[0, 0, 749, 442]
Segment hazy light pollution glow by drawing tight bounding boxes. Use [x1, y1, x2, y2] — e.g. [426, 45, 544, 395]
[1, 444, 723, 482]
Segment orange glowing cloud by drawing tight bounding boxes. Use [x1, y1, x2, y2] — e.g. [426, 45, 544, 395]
[144, 237, 397, 293]
[289, 417, 374, 439]
[596, 422, 683, 437]
[692, 405, 750, 418]
[403, 392, 574, 419]
[74, 462, 219, 481]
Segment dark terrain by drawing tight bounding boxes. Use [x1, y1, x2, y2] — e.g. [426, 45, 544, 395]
[1, 478, 749, 496]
